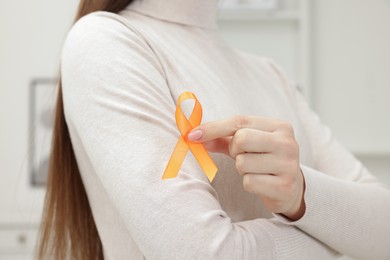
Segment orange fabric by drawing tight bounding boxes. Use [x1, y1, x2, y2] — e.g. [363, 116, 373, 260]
[162, 92, 218, 182]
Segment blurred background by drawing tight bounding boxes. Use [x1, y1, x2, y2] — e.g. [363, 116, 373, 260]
[0, 0, 389, 259]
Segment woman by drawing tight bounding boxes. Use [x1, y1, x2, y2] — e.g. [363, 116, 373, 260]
[37, 0, 390, 259]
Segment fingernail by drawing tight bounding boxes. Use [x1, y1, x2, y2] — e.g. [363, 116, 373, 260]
[187, 129, 202, 141]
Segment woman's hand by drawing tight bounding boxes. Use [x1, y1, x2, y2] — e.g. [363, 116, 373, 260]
[187, 115, 306, 221]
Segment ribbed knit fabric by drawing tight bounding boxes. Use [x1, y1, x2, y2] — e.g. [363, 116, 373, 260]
[60, 0, 390, 259]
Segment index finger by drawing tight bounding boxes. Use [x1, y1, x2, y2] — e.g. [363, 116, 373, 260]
[187, 115, 281, 142]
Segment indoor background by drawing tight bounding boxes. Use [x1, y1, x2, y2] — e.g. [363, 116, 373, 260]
[1, 0, 389, 259]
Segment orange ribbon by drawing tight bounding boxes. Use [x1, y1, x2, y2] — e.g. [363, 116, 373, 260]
[162, 92, 218, 182]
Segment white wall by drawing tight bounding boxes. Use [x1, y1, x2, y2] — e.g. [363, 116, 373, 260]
[312, 0, 390, 185]
[0, 1, 78, 257]
[0, 0, 79, 223]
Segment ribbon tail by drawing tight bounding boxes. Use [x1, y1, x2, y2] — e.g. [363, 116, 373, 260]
[188, 143, 218, 182]
[162, 137, 189, 179]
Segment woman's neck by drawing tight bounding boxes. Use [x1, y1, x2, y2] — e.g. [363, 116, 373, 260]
[126, 0, 219, 30]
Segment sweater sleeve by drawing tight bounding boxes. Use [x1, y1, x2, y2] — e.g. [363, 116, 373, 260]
[61, 12, 339, 259]
[265, 59, 390, 260]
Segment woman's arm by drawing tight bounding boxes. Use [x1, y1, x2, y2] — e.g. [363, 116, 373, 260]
[60, 12, 338, 259]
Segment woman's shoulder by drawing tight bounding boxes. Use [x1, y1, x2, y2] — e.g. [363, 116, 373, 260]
[61, 10, 160, 72]
[64, 11, 146, 48]
[60, 10, 166, 98]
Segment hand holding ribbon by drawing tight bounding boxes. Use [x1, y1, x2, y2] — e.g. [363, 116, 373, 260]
[187, 115, 306, 220]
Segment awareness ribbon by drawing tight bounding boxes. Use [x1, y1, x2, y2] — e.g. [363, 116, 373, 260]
[162, 92, 218, 182]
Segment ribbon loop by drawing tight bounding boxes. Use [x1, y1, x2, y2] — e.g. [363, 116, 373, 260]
[162, 92, 218, 182]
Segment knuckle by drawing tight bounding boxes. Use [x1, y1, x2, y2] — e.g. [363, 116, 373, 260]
[275, 135, 289, 148]
[283, 159, 298, 173]
[287, 140, 299, 159]
[280, 177, 296, 196]
[277, 122, 294, 133]
[233, 115, 248, 129]
[285, 123, 294, 134]
[277, 136, 299, 158]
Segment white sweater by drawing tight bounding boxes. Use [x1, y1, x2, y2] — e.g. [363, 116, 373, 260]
[61, 0, 390, 259]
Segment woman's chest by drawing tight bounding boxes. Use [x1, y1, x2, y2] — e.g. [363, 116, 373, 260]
[142, 26, 315, 220]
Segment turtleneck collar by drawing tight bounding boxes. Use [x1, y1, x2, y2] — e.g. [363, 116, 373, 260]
[125, 0, 219, 30]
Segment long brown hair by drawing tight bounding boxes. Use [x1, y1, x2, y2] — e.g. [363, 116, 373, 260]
[37, 1, 134, 259]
